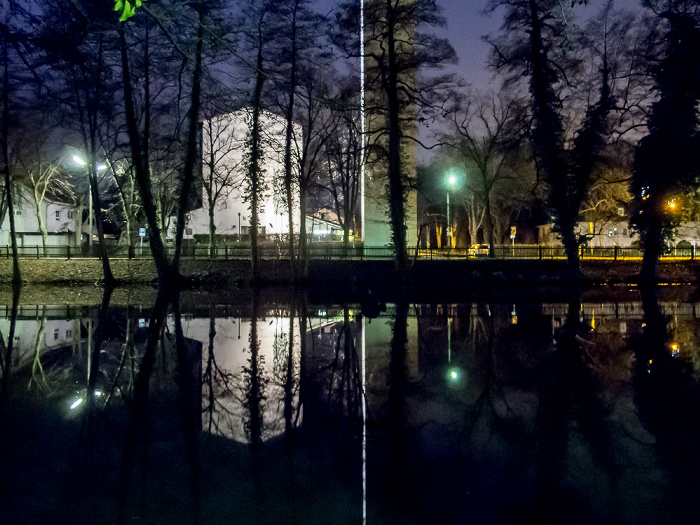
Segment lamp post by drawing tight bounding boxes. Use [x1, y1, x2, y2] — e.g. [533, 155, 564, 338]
[446, 175, 456, 249]
[73, 155, 106, 253]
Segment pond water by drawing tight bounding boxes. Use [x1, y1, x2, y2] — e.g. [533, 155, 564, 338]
[0, 285, 699, 524]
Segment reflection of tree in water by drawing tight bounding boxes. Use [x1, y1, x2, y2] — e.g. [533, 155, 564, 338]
[632, 284, 700, 521]
[242, 291, 267, 445]
[534, 292, 621, 523]
[325, 307, 363, 425]
[28, 308, 49, 393]
[201, 307, 238, 439]
[0, 284, 20, 428]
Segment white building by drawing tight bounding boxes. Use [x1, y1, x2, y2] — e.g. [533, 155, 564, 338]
[180, 109, 301, 241]
[0, 184, 79, 247]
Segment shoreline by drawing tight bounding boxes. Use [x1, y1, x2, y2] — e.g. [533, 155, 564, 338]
[0, 257, 698, 286]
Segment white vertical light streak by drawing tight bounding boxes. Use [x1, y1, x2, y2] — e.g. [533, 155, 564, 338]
[360, 0, 366, 242]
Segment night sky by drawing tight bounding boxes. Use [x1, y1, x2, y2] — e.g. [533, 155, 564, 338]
[435, 0, 645, 91]
[318, 0, 646, 91]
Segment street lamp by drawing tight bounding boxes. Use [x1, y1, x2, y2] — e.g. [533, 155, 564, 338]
[444, 169, 464, 249]
[73, 155, 106, 251]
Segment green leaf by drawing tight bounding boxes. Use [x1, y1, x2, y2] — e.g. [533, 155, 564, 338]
[115, 0, 145, 22]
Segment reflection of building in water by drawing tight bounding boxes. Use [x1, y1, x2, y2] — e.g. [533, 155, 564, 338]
[542, 301, 700, 336]
[176, 314, 303, 443]
[0, 305, 82, 371]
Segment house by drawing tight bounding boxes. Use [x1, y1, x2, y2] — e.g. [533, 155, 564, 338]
[539, 221, 638, 247]
[307, 208, 344, 239]
[178, 108, 301, 242]
[539, 220, 700, 249]
[0, 184, 80, 247]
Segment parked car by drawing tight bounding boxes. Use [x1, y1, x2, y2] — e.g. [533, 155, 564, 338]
[468, 243, 490, 257]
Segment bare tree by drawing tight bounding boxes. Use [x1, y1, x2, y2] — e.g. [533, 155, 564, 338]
[201, 113, 245, 256]
[446, 92, 528, 255]
[21, 156, 75, 255]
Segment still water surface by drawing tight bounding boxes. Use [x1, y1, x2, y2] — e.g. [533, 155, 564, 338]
[1, 286, 699, 524]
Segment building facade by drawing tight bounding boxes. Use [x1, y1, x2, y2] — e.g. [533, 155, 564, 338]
[0, 185, 79, 247]
[179, 109, 301, 241]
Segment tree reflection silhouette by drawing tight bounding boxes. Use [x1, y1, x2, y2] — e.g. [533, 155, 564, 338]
[633, 284, 700, 522]
[173, 292, 202, 523]
[0, 283, 20, 435]
[118, 288, 172, 523]
[535, 291, 620, 523]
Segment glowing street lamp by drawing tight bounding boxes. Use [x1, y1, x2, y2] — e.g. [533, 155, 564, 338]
[444, 169, 464, 249]
[72, 155, 107, 250]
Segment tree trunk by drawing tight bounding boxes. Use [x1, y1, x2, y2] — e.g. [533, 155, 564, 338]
[33, 196, 48, 256]
[560, 225, 581, 277]
[173, 0, 204, 272]
[283, 0, 299, 280]
[385, 0, 409, 280]
[118, 26, 175, 283]
[208, 201, 216, 259]
[640, 214, 662, 282]
[249, 24, 267, 283]
[1, 41, 19, 284]
[298, 190, 308, 277]
[89, 167, 116, 286]
[484, 188, 495, 257]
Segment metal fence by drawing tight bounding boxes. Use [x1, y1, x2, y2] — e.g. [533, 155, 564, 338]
[0, 243, 696, 261]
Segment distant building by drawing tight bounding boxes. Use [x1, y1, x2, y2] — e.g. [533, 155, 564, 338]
[177, 109, 301, 241]
[308, 208, 344, 240]
[0, 184, 79, 247]
[539, 220, 700, 249]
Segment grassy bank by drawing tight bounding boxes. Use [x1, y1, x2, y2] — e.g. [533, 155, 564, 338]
[0, 256, 699, 287]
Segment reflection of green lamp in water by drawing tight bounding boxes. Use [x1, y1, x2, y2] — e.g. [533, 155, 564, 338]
[445, 313, 463, 385]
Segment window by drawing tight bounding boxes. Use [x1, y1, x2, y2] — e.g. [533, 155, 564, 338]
[67, 210, 75, 219]
[185, 227, 193, 236]
[614, 228, 618, 236]
[15, 209, 21, 215]
[66, 329, 72, 339]
[53, 328, 59, 341]
[623, 228, 628, 236]
[55, 210, 60, 221]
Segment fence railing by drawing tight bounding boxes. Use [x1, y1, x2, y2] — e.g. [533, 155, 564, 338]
[0, 243, 695, 261]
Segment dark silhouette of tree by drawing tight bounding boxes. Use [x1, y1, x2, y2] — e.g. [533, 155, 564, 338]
[630, 2, 700, 280]
[322, 78, 362, 251]
[272, 0, 326, 279]
[488, 0, 618, 273]
[237, 0, 280, 283]
[336, 0, 456, 280]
